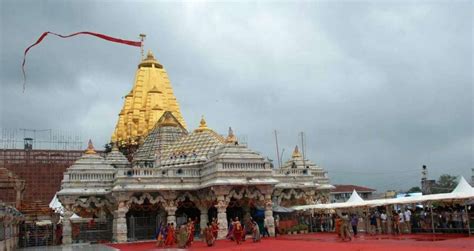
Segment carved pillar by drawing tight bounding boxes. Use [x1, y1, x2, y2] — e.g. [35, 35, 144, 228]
[14, 180, 25, 209]
[62, 206, 73, 245]
[264, 194, 275, 237]
[199, 206, 209, 233]
[113, 201, 129, 243]
[213, 186, 231, 239]
[161, 191, 177, 226]
[258, 185, 275, 237]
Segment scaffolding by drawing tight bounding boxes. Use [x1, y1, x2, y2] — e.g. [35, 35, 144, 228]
[0, 128, 84, 150]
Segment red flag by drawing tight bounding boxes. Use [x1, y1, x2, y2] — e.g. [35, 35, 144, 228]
[22, 31, 142, 91]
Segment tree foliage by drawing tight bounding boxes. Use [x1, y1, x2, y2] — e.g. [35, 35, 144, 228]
[432, 174, 458, 194]
[407, 186, 422, 193]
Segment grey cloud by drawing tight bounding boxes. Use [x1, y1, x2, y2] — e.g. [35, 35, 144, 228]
[1, 0, 472, 191]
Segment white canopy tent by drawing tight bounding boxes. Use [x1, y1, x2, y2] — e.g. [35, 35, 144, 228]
[293, 176, 474, 211]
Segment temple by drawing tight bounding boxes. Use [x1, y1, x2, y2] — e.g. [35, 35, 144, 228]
[57, 50, 334, 244]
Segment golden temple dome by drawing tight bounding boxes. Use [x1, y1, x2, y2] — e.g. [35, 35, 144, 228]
[194, 116, 211, 133]
[85, 139, 97, 155]
[138, 50, 163, 68]
[292, 145, 302, 158]
[225, 127, 238, 144]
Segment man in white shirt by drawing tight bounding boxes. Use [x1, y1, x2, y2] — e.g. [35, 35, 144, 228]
[380, 212, 387, 234]
[404, 209, 412, 233]
[398, 211, 405, 234]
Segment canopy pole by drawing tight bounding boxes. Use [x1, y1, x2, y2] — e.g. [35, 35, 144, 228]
[465, 204, 471, 236]
[430, 204, 435, 234]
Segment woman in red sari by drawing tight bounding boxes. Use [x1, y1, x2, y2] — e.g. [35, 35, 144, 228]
[165, 223, 175, 247]
[211, 218, 219, 239]
[233, 217, 243, 245]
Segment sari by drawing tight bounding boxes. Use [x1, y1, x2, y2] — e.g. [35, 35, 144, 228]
[205, 226, 215, 246]
[165, 225, 175, 246]
[252, 222, 261, 242]
[177, 225, 189, 248]
[211, 221, 219, 239]
[233, 221, 243, 244]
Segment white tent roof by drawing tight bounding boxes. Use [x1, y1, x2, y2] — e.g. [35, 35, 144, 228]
[293, 176, 474, 211]
[346, 190, 364, 203]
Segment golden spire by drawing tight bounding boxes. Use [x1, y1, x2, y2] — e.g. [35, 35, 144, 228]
[194, 115, 210, 132]
[225, 127, 238, 144]
[85, 139, 97, 154]
[292, 145, 301, 158]
[111, 49, 187, 144]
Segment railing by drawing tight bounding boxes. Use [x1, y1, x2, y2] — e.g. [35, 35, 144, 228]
[221, 162, 266, 170]
[117, 168, 201, 178]
[69, 173, 115, 181]
[274, 169, 310, 176]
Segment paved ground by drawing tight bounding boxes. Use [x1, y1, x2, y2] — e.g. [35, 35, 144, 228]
[19, 243, 118, 251]
[106, 233, 474, 251]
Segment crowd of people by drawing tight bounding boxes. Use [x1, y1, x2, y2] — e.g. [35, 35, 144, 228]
[323, 205, 472, 241]
[155, 215, 274, 248]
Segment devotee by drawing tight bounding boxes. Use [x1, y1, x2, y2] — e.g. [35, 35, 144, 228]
[335, 215, 342, 238]
[369, 211, 377, 235]
[380, 211, 388, 234]
[186, 218, 195, 246]
[165, 223, 175, 247]
[155, 223, 164, 247]
[204, 222, 215, 246]
[177, 225, 189, 248]
[404, 209, 412, 233]
[350, 214, 359, 237]
[233, 217, 244, 245]
[227, 219, 235, 240]
[398, 210, 405, 234]
[211, 218, 219, 239]
[392, 211, 400, 235]
[251, 218, 261, 242]
[338, 212, 352, 241]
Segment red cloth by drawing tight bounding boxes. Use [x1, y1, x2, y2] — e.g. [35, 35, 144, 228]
[165, 227, 175, 246]
[22, 31, 141, 91]
[233, 222, 243, 244]
[211, 222, 219, 239]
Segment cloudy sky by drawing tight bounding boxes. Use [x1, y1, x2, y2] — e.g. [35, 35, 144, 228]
[1, 0, 472, 191]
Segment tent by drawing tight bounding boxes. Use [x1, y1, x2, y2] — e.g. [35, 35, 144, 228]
[293, 176, 474, 211]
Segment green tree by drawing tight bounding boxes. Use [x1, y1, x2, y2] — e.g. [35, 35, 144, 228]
[407, 186, 422, 193]
[432, 174, 458, 194]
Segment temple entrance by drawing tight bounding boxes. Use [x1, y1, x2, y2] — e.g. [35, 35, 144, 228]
[226, 198, 244, 223]
[126, 200, 165, 241]
[176, 197, 200, 237]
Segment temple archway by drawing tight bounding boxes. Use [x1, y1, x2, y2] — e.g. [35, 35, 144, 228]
[126, 196, 166, 241]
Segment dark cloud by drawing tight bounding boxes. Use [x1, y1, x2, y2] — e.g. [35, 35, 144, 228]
[1, 0, 472, 191]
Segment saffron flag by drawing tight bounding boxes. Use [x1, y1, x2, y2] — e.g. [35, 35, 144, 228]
[22, 31, 142, 91]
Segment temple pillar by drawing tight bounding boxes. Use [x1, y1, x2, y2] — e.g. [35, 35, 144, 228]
[216, 198, 228, 239]
[113, 202, 129, 243]
[212, 186, 231, 239]
[165, 201, 177, 226]
[199, 207, 209, 233]
[62, 207, 73, 245]
[264, 194, 275, 237]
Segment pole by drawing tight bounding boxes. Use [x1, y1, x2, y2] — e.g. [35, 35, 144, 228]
[274, 130, 281, 168]
[465, 204, 471, 236]
[301, 132, 306, 168]
[139, 34, 146, 59]
[430, 204, 435, 234]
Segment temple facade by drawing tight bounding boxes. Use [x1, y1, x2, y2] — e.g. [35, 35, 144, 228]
[57, 51, 333, 244]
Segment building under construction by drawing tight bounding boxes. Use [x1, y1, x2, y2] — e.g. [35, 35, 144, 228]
[0, 129, 102, 247]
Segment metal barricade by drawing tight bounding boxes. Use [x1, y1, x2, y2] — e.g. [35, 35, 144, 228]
[127, 214, 164, 241]
[19, 223, 54, 248]
[71, 218, 112, 244]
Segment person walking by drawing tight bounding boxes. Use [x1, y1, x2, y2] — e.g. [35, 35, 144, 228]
[380, 211, 388, 234]
[351, 214, 359, 237]
[404, 209, 412, 234]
